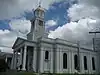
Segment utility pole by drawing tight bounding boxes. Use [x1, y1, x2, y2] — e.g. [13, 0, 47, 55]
[89, 31, 100, 51]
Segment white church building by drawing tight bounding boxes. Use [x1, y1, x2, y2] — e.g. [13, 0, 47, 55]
[11, 5, 100, 74]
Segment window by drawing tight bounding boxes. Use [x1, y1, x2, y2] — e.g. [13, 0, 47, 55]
[45, 51, 49, 60]
[92, 57, 95, 70]
[35, 10, 39, 17]
[84, 56, 87, 70]
[63, 53, 67, 69]
[41, 11, 44, 17]
[74, 55, 78, 69]
[40, 11, 43, 17]
[39, 20, 43, 26]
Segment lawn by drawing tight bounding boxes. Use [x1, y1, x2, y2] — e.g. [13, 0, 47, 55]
[0, 71, 98, 75]
[0, 71, 36, 75]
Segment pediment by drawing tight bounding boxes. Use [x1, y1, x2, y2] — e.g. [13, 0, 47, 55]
[12, 37, 25, 49]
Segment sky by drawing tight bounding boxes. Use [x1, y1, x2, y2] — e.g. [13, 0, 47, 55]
[0, 0, 100, 52]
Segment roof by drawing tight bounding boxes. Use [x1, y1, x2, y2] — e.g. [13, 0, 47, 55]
[12, 37, 36, 49]
[35, 5, 45, 12]
[0, 52, 13, 58]
[13, 37, 94, 52]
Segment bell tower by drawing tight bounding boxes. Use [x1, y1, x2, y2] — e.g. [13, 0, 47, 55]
[27, 4, 45, 41]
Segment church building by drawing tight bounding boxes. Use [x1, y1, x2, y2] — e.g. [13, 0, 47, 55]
[11, 5, 99, 74]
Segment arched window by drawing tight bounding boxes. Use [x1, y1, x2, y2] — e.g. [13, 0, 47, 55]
[63, 53, 67, 69]
[74, 55, 78, 69]
[92, 57, 95, 70]
[45, 51, 49, 60]
[84, 56, 87, 70]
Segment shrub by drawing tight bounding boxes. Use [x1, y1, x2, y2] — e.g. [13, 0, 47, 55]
[0, 58, 8, 72]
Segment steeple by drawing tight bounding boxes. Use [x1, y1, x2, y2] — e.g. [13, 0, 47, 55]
[39, 0, 41, 7]
[34, 1, 45, 19]
[27, 2, 45, 41]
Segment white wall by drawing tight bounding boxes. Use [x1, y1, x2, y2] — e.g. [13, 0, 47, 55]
[38, 41, 98, 74]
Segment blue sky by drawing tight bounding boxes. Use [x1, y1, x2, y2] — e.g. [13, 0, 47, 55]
[0, 0, 77, 31]
[1, 0, 99, 52]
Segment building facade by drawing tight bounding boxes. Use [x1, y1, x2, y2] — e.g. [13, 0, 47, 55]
[11, 5, 99, 74]
[0, 50, 13, 69]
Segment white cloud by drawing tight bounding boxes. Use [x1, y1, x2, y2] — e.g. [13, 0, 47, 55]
[49, 18, 98, 49]
[68, 4, 99, 21]
[45, 20, 57, 28]
[0, 30, 10, 35]
[49, 0, 100, 49]
[9, 18, 31, 34]
[1, 0, 100, 52]
[0, 18, 31, 52]
[0, 0, 64, 20]
[0, 30, 16, 52]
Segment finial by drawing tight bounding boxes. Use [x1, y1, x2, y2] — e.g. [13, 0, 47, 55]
[38, 0, 42, 7]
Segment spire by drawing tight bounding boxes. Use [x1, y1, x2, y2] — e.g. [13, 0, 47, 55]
[39, 0, 41, 7]
[35, 0, 45, 12]
[38, 0, 42, 7]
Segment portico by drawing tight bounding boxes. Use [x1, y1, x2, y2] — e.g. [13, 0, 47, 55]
[11, 38, 37, 71]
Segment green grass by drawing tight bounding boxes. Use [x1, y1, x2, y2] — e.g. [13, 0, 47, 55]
[0, 72, 98, 75]
[0, 72, 36, 75]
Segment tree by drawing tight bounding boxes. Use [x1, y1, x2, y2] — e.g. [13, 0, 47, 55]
[0, 58, 9, 72]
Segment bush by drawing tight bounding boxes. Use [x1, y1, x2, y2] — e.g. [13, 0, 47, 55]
[0, 58, 9, 72]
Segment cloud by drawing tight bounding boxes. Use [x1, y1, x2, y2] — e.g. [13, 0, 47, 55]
[45, 20, 57, 28]
[0, 30, 16, 52]
[9, 18, 31, 34]
[0, 18, 31, 52]
[49, 0, 100, 49]
[68, 4, 99, 21]
[49, 18, 98, 49]
[0, 0, 64, 20]
[1, 0, 100, 52]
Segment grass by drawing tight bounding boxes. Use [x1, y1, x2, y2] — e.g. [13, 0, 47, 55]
[0, 71, 98, 75]
[0, 71, 36, 75]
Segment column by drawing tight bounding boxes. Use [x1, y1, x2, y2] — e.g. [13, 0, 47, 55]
[22, 45, 27, 70]
[5, 57, 7, 63]
[56, 48, 60, 73]
[20, 48, 23, 66]
[50, 48, 53, 73]
[11, 51, 15, 69]
[68, 51, 72, 73]
[14, 51, 17, 69]
[88, 53, 91, 74]
[33, 47, 37, 72]
[15, 51, 18, 69]
[40, 47, 44, 73]
[80, 53, 83, 73]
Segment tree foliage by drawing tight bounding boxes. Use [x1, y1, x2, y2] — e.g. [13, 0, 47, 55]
[0, 58, 8, 72]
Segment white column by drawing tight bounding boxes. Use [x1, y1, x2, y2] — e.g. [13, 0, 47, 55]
[33, 47, 37, 72]
[88, 53, 92, 74]
[56, 48, 60, 73]
[20, 48, 23, 65]
[68, 51, 72, 73]
[5, 57, 7, 63]
[50, 49, 53, 73]
[22, 45, 27, 70]
[11, 51, 15, 69]
[14, 52, 17, 69]
[40, 47, 44, 73]
[79, 53, 82, 73]
[16, 51, 18, 69]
